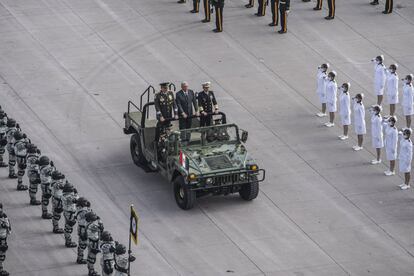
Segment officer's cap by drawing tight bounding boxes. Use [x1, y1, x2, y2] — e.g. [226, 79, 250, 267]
[202, 82, 211, 87]
[159, 82, 170, 88]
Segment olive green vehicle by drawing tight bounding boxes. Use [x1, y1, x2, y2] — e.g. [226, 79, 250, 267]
[123, 85, 265, 210]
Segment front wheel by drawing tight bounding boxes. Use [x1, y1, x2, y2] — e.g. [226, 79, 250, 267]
[130, 133, 147, 166]
[173, 175, 196, 210]
[239, 176, 259, 201]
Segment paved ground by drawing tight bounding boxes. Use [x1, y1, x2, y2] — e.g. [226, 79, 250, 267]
[1, 0, 414, 275]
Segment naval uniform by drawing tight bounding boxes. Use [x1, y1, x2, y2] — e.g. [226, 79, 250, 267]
[154, 91, 178, 142]
[279, 0, 290, 33]
[198, 91, 218, 127]
[212, 0, 224, 32]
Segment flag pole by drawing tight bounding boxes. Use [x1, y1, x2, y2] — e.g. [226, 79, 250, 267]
[128, 204, 133, 276]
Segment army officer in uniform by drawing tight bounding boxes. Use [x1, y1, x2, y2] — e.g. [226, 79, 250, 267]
[155, 82, 178, 142]
[198, 82, 219, 127]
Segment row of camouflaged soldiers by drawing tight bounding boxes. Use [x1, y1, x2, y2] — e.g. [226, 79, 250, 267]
[0, 107, 134, 276]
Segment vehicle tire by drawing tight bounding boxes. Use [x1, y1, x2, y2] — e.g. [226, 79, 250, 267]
[173, 175, 196, 210]
[239, 176, 259, 201]
[130, 133, 147, 166]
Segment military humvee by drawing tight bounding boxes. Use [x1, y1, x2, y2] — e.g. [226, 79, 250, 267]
[123, 84, 265, 210]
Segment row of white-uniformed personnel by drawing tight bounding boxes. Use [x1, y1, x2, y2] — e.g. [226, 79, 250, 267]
[314, 60, 414, 190]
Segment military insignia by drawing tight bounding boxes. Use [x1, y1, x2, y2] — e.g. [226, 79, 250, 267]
[168, 95, 173, 100]
[160, 97, 165, 102]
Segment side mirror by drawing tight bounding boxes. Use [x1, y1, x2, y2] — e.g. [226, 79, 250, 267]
[241, 130, 248, 143]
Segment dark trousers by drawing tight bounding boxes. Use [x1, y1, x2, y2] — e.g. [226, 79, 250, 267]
[280, 4, 288, 32]
[270, 0, 279, 25]
[247, 0, 254, 7]
[257, 0, 266, 15]
[327, 0, 335, 17]
[155, 121, 171, 142]
[315, 0, 322, 9]
[179, 118, 193, 141]
[215, 5, 224, 31]
[203, 0, 211, 21]
[200, 115, 212, 127]
[385, 0, 393, 13]
[193, 0, 200, 12]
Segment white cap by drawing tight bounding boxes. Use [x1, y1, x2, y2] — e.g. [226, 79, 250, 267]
[202, 82, 211, 87]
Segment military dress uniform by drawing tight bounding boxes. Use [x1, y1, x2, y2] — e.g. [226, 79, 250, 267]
[154, 87, 178, 142]
[198, 89, 219, 127]
[279, 0, 290, 34]
[202, 0, 211, 22]
[245, 0, 254, 8]
[269, 0, 279, 26]
[256, 0, 266, 16]
[191, 0, 200, 13]
[212, 0, 224, 32]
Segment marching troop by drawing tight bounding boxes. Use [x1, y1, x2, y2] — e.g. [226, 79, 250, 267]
[0, 107, 135, 276]
[315, 55, 414, 190]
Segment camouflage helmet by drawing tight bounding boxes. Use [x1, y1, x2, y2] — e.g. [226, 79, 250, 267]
[13, 131, 24, 141]
[403, 128, 412, 136]
[101, 231, 113, 242]
[85, 211, 98, 222]
[6, 118, 16, 127]
[38, 156, 50, 166]
[115, 243, 126, 255]
[62, 181, 74, 193]
[51, 170, 64, 180]
[76, 197, 88, 208]
[26, 143, 37, 153]
[0, 109, 5, 118]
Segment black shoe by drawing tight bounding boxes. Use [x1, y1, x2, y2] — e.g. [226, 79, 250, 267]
[245, 4, 253, 8]
[30, 199, 41, 205]
[254, 13, 264, 17]
[278, 30, 287, 34]
[42, 212, 53, 219]
[370, 0, 379, 5]
[77, 258, 87, 264]
[324, 16, 334, 20]
[190, 9, 198, 13]
[53, 227, 64, 234]
[8, 173, 17, 179]
[313, 7, 321, 10]
[213, 29, 223, 33]
[0, 162, 7, 167]
[65, 241, 77, 248]
[0, 270, 10, 276]
[177, 0, 186, 3]
[382, 10, 390, 14]
[268, 22, 277, 26]
[17, 184, 28, 191]
[201, 19, 210, 23]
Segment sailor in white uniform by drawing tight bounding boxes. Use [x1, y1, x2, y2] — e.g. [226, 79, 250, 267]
[338, 82, 351, 140]
[398, 128, 413, 190]
[324, 71, 338, 127]
[371, 55, 386, 105]
[352, 93, 366, 151]
[401, 74, 414, 128]
[383, 116, 398, 176]
[385, 64, 399, 116]
[370, 105, 384, 164]
[316, 63, 329, 117]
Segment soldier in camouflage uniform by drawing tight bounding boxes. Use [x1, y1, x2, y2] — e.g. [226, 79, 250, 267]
[5, 118, 20, 178]
[99, 231, 116, 276]
[0, 110, 8, 168]
[51, 171, 66, 234]
[76, 197, 92, 264]
[114, 243, 135, 276]
[85, 211, 104, 276]
[26, 144, 42, 205]
[13, 131, 29, 191]
[0, 203, 11, 276]
[39, 156, 55, 219]
[62, 181, 78, 248]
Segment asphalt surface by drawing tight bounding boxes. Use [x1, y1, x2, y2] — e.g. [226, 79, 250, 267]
[1, 0, 414, 275]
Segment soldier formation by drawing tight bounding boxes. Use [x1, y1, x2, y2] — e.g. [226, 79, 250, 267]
[0, 106, 135, 276]
[315, 56, 414, 190]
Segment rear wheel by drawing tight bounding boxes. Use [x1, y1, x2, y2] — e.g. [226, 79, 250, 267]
[130, 133, 147, 166]
[173, 175, 196, 210]
[239, 176, 259, 201]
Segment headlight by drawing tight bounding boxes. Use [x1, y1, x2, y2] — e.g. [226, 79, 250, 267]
[239, 173, 246, 180]
[206, 178, 213, 185]
[188, 173, 197, 181]
[247, 164, 258, 171]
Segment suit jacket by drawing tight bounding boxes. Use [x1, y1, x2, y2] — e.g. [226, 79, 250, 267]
[176, 90, 198, 117]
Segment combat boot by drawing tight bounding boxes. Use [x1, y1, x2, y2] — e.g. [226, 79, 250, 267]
[88, 269, 100, 276]
[53, 227, 64, 234]
[17, 183, 28, 191]
[77, 258, 87, 264]
[0, 270, 9, 276]
[42, 211, 53, 219]
[8, 172, 17, 179]
[30, 199, 41, 205]
[65, 241, 77, 248]
[0, 162, 7, 167]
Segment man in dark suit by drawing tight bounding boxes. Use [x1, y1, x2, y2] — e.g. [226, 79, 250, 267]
[176, 82, 199, 142]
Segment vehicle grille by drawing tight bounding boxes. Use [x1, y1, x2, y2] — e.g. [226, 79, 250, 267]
[213, 173, 241, 185]
[204, 155, 233, 170]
